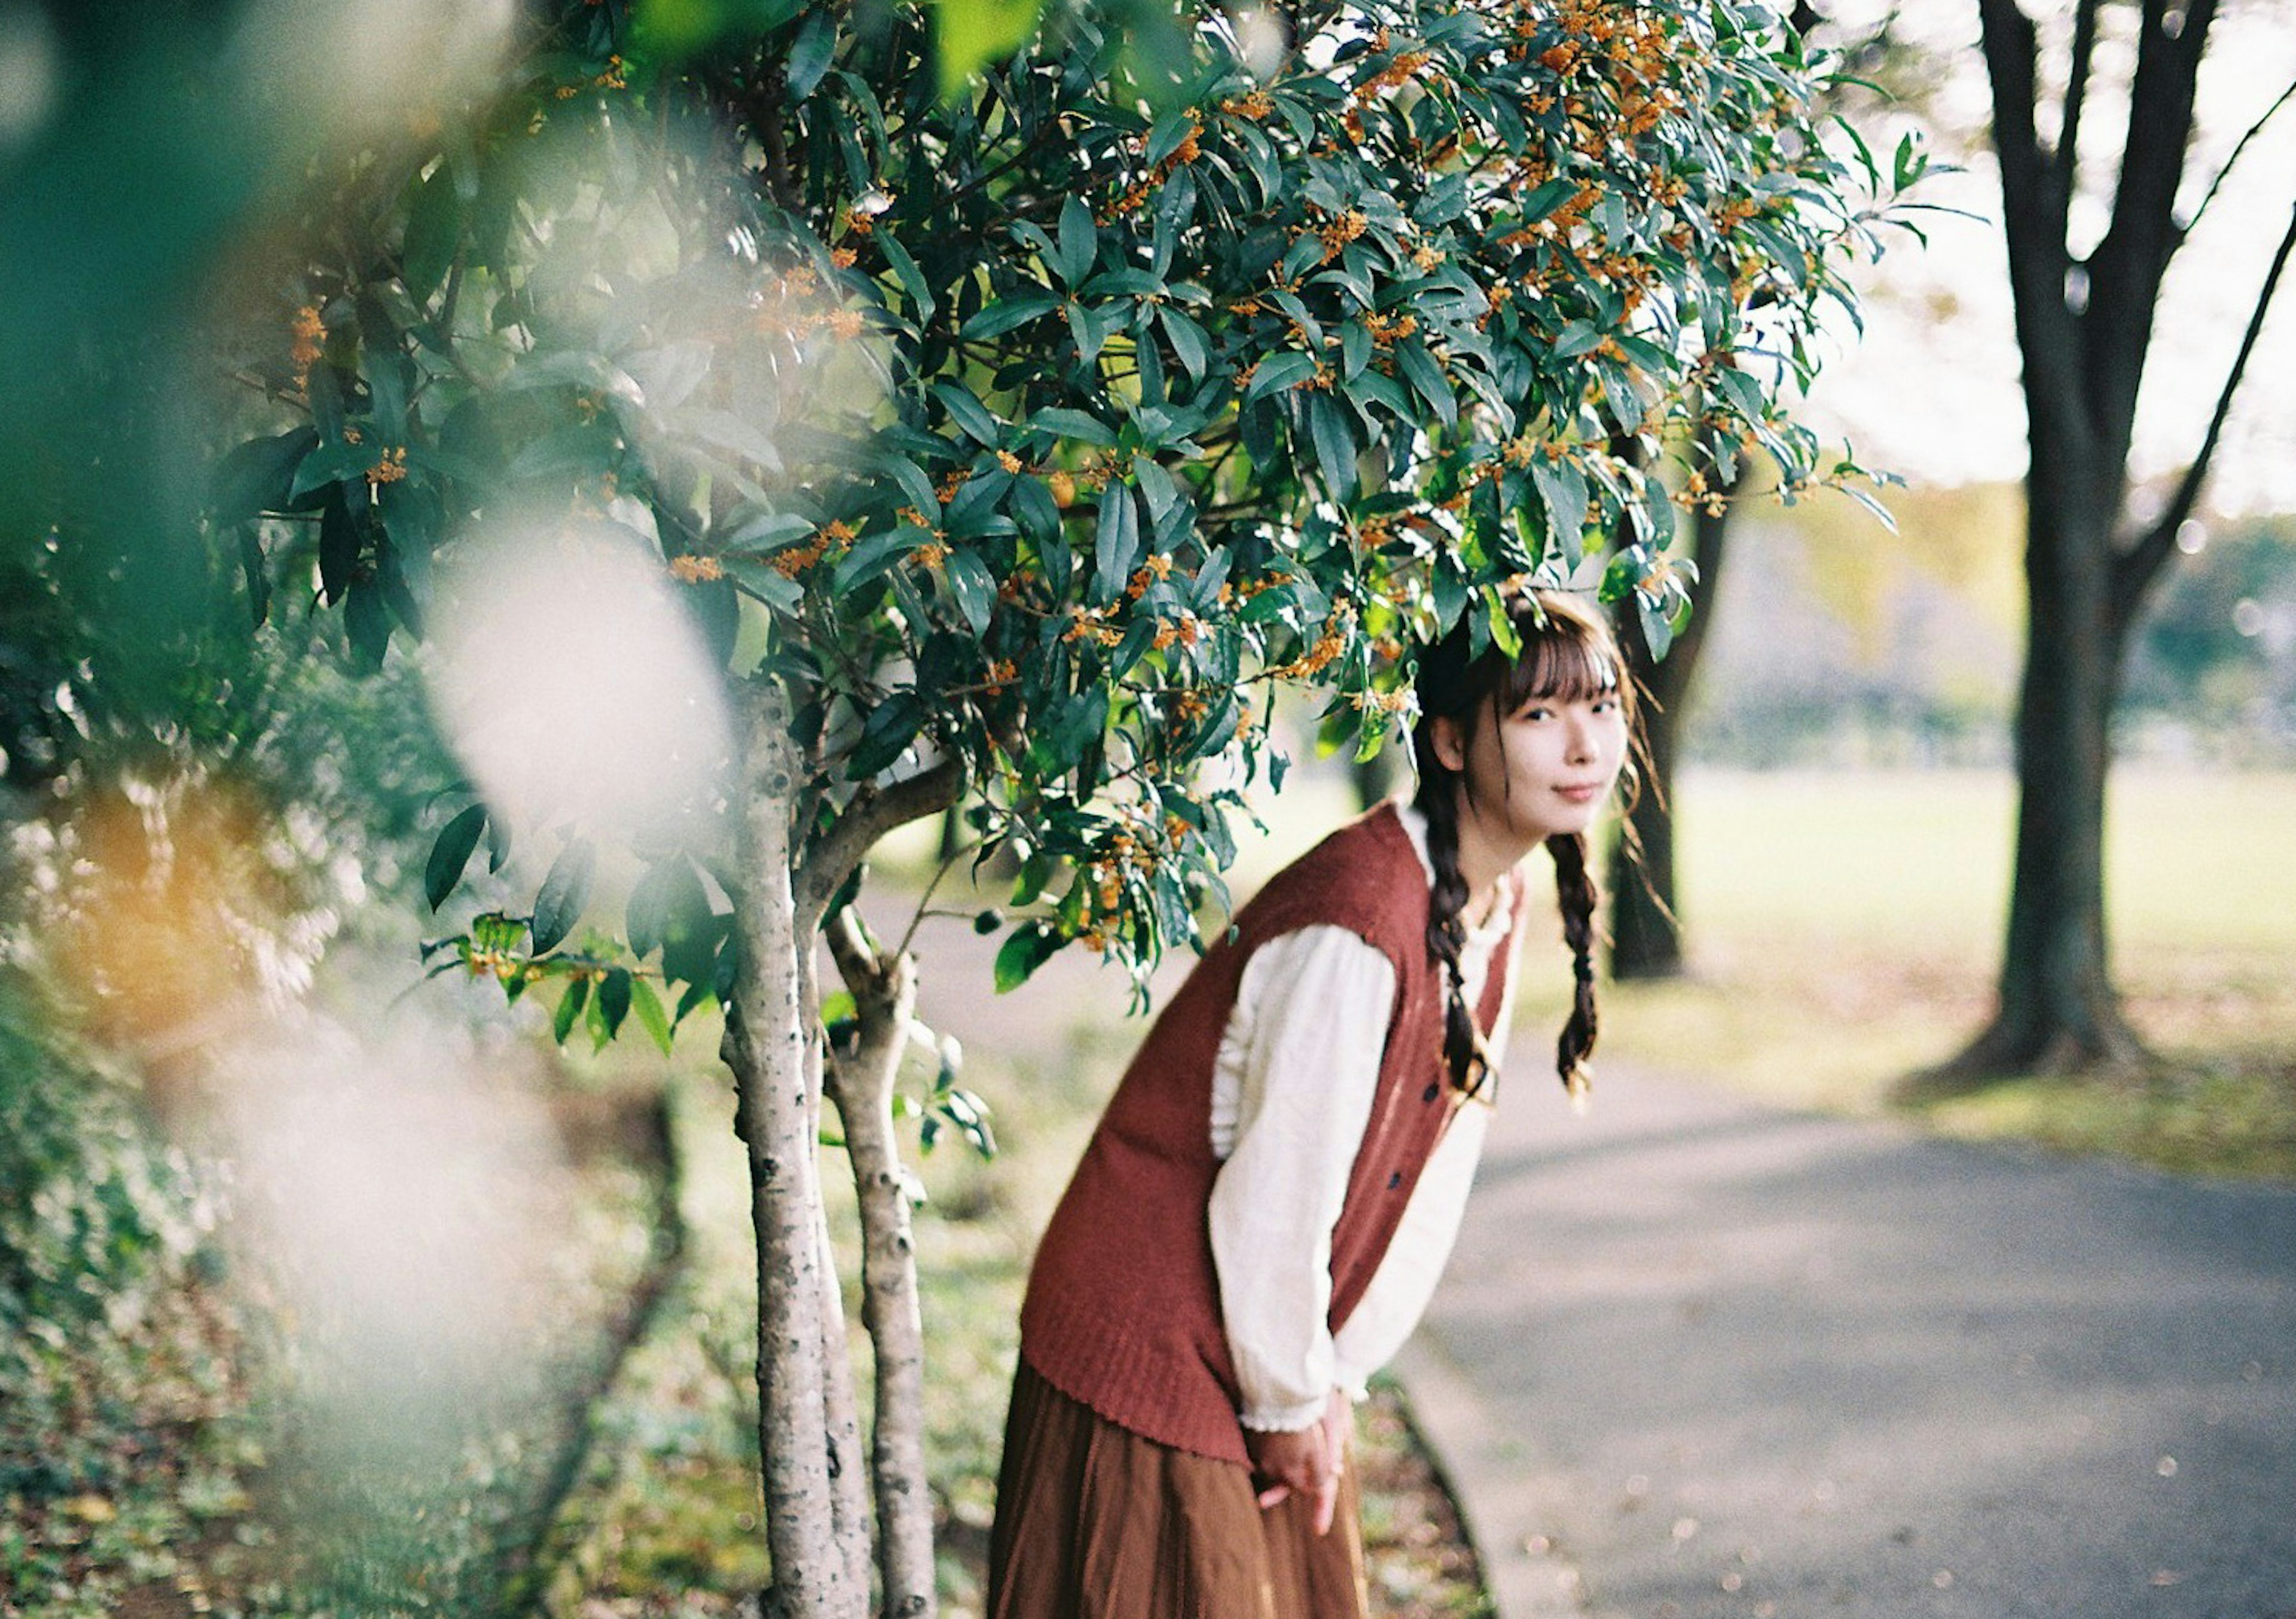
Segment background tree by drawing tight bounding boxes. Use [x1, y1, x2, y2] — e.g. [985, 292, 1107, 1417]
[1604, 0, 1919, 981]
[5, 2, 1902, 1614]
[1607, 426, 1733, 977]
[1946, 0, 2296, 1075]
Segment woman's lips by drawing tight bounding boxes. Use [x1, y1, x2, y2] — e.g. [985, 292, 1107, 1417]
[1553, 783, 1604, 803]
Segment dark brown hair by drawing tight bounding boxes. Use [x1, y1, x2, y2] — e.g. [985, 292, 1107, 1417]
[1410, 590, 1632, 1100]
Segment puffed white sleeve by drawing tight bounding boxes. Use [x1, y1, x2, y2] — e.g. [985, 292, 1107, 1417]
[1328, 1106, 1488, 1397]
[1207, 925, 1397, 1432]
[1330, 879, 1522, 1397]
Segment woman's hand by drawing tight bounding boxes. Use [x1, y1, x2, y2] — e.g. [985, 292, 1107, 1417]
[1247, 1389, 1353, 1535]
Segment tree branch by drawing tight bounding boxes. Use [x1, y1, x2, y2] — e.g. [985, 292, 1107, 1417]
[2114, 199, 2296, 628]
[795, 756, 964, 935]
[2183, 75, 2296, 239]
[2053, 0, 2101, 246]
[1977, 0, 2087, 446]
[2082, 0, 2218, 459]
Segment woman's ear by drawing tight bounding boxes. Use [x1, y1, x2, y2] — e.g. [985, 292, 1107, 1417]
[1427, 713, 1468, 775]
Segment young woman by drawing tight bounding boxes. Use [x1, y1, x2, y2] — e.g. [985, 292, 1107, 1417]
[989, 590, 1635, 1618]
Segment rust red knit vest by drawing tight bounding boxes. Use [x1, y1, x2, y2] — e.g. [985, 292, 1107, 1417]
[1015, 801, 1521, 1465]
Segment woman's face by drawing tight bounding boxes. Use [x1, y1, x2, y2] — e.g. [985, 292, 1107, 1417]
[1434, 681, 1629, 851]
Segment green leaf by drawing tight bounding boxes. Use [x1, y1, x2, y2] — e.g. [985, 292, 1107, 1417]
[786, 7, 839, 99]
[724, 511, 817, 551]
[402, 162, 463, 304]
[1092, 481, 1140, 601]
[1306, 392, 1357, 499]
[848, 690, 927, 779]
[993, 921, 1062, 993]
[1531, 458, 1589, 551]
[963, 294, 1060, 339]
[1516, 176, 1577, 224]
[628, 976, 675, 1054]
[627, 856, 706, 964]
[681, 409, 781, 472]
[931, 380, 1000, 446]
[1245, 352, 1318, 403]
[211, 428, 318, 522]
[932, 0, 1040, 102]
[1056, 194, 1097, 287]
[1552, 321, 1605, 359]
[552, 975, 590, 1045]
[598, 968, 633, 1040]
[425, 804, 487, 912]
[532, 839, 596, 954]
[1636, 592, 1675, 659]
[1396, 340, 1455, 427]
[833, 525, 924, 593]
[880, 231, 936, 323]
[289, 437, 374, 501]
[944, 547, 996, 635]
[1158, 305, 1210, 382]
[1031, 407, 1118, 447]
[343, 574, 393, 669]
[319, 490, 359, 605]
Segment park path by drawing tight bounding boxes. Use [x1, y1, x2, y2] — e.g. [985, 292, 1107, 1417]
[1400, 1062, 2296, 1619]
[890, 905, 2295, 1619]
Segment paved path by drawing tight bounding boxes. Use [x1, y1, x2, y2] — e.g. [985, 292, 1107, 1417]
[1400, 1064, 2296, 1619]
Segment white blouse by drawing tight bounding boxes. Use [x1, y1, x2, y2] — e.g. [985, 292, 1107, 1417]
[1207, 804, 1522, 1431]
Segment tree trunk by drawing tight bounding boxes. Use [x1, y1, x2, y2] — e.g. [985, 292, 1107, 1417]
[1938, 475, 2145, 1080]
[798, 940, 879, 1606]
[824, 910, 938, 1619]
[1940, 0, 2241, 1086]
[1607, 659, 1683, 978]
[1608, 449, 1733, 979]
[724, 679, 868, 1619]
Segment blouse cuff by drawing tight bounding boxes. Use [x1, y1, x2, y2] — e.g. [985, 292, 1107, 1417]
[1238, 1392, 1329, 1432]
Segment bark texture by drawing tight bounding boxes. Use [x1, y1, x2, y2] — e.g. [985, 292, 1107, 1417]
[824, 909, 938, 1619]
[798, 940, 878, 1605]
[725, 681, 865, 1619]
[1949, 0, 2291, 1078]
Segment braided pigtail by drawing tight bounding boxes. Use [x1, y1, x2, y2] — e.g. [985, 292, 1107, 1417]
[1547, 830, 1601, 1101]
[1413, 588, 1634, 1105]
[1412, 725, 1486, 1093]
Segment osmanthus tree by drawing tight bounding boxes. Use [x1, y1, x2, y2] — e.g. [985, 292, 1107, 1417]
[215, 0, 1900, 1610]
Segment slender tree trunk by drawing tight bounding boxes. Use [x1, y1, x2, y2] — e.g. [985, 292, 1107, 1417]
[798, 939, 878, 1605]
[1609, 444, 1733, 979]
[824, 910, 938, 1619]
[1607, 660, 1683, 977]
[724, 680, 867, 1619]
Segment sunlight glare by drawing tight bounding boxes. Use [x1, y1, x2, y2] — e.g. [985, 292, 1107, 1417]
[425, 519, 734, 846]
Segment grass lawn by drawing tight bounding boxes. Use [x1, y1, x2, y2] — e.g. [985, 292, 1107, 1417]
[1568, 766, 2296, 1179]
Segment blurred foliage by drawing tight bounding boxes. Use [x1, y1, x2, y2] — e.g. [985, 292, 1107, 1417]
[1672, 491, 2296, 769]
[0, 969, 245, 1616]
[2130, 518, 2296, 716]
[195, 0, 1917, 1045]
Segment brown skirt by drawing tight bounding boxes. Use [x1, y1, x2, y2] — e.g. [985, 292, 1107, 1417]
[987, 1361, 1370, 1619]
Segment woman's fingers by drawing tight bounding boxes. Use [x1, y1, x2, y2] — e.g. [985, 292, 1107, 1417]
[1247, 1421, 1331, 1504]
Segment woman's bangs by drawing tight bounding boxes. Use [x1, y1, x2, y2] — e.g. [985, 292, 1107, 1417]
[1501, 620, 1618, 710]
